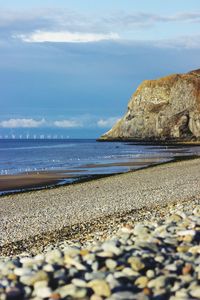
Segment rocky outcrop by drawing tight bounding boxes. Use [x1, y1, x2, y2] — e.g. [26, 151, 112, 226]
[100, 69, 200, 142]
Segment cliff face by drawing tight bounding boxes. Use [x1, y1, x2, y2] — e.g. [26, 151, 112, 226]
[100, 69, 200, 142]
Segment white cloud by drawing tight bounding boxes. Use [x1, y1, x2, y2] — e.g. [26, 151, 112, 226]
[2, 9, 200, 31]
[97, 117, 120, 128]
[112, 12, 200, 27]
[15, 30, 119, 43]
[155, 35, 200, 49]
[54, 119, 83, 128]
[0, 118, 46, 128]
[0, 117, 120, 129]
[2, 8, 200, 47]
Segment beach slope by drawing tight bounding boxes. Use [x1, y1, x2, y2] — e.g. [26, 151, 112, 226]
[0, 158, 200, 255]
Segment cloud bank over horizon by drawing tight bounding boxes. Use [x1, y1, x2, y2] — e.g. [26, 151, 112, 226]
[0, 116, 121, 130]
[0, 118, 46, 128]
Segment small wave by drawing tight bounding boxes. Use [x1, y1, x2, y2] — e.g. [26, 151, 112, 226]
[0, 143, 76, 151]
[100, 154, 142, 159]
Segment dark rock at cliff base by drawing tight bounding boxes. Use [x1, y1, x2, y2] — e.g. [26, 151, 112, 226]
[100, 69, 200, 142]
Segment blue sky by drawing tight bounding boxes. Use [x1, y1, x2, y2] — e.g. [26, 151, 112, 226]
[0, 0, 200, 138]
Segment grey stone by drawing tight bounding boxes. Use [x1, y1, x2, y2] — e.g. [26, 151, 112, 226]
[35, 287, 52, 298]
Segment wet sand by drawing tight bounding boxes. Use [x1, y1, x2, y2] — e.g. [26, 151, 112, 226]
[0, 158, 200, 256]
[0, 160, 160, 193]
[80, 159, 160, 168]
[0, 172, 76, 192]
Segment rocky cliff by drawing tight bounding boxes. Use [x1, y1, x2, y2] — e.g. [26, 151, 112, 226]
[100, 69, 200, 142]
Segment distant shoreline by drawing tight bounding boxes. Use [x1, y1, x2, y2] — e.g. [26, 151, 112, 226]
[97, 137, 200, 145]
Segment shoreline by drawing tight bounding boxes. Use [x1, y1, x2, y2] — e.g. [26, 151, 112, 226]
[1, 157, 200, 256]
[0, 153, 198, 197]
[97, 137, 200, 145]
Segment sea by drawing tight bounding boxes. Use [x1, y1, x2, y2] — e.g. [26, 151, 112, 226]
[0, 139, 200, 193]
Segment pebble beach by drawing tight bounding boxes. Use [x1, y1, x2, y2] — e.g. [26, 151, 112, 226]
[0, 158, 200, 299]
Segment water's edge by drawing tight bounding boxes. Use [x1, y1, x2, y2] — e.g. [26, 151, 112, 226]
[1, 154, 198, 197]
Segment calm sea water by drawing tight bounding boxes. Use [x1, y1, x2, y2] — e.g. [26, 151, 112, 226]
[1, 139, 200, 179]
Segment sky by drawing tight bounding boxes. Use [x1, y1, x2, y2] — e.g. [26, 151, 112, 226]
[0, 0, 200, 138]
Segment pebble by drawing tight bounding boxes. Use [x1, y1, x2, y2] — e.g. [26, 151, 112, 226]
[177, 229, 196, 236]
[146, 269, 155, 279]
[167, 214, 182, 223]
[90, 295, 103, 300]
[188, 245, 200, 254]
[0, 200, 200, 299]
[108, 291, 139, 300]
[135, 276, 148, 288]
[71, 278, 87, 288]
[5, 287, 23, 299]
[128, 257, 145, 271]
[49, 293, 61, 300]
[189, 287, 200, 299]
[133, 224, 149, 236]
[182, 263, 192, 275]
[35, 287, 52, 298]
[101, 241, 121, 256]
[88, 279, 111, 297]
[20, 270, 48, 286]
[64, 255, 86, 270]
[105, 259, 117, 270]
[148, 275, 167, 290]
[55, 284, 76, 298]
